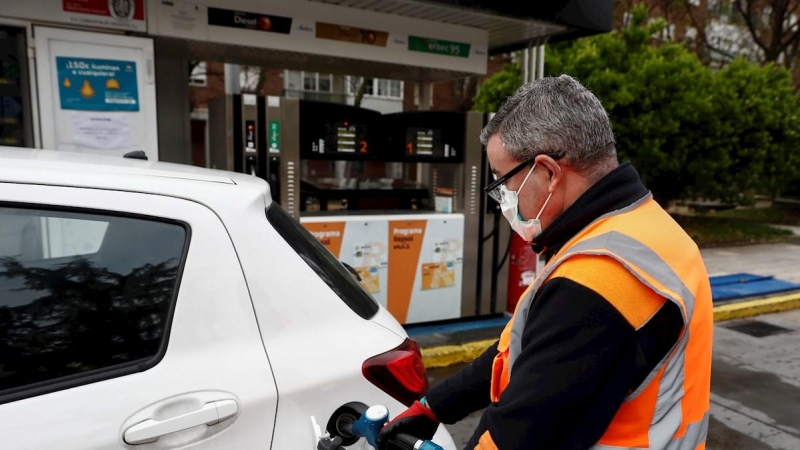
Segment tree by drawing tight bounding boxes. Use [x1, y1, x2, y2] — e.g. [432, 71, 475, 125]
[735, 0, 800, 66]
[473, 4, 800, 203]
[715, 59, 800, 198]
[239, 65, 268, 94]
[680, 0, 757, 64]
[472, 61, 520, 113]
[548, 8, 727, 204]
[345, 77, 371, 107]
[450, 76, 480, 111]
[679, 0, 800, 68]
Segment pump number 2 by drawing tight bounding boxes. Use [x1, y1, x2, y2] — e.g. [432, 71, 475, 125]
[359, 140, 368, 153]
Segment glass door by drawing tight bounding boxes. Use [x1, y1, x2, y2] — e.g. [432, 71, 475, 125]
[0, 26, 33, 148]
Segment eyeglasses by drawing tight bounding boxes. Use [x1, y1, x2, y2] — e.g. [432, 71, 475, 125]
[484, 152, 565, 203]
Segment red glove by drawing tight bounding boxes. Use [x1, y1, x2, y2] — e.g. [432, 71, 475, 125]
[376, 400, 439, 450]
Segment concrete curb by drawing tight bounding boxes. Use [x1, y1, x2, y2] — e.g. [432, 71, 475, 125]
[421, 292, 800, 368]
[712, 291, 800, 322]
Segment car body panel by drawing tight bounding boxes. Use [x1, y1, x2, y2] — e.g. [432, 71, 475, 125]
[0, 182, 278, 449]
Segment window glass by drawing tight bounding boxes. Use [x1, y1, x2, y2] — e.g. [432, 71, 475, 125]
[318, 75, 332, 93]
[266, 204, 378, 319]
[0, 206, 187, 398]
[364, 78, 375, 95]
[377, 79, 390, 97]
[287, 70, 302, 90]
[389, 80, 402, 98]
[303, 72, 317, 91]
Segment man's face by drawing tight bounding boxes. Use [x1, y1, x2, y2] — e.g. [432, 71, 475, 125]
[485, 134, 551, 222]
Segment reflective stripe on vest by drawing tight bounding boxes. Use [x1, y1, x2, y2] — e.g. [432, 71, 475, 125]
[493, 193, 712, 450]
[592, 412, 709, 450]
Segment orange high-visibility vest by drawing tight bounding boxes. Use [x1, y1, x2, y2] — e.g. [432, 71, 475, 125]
[487, 194, 713, 450]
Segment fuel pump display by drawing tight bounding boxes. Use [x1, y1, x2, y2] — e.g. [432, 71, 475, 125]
[406, 128, 440, 156]
[300, 101, 379, 160]
[385, 111, 464, 163]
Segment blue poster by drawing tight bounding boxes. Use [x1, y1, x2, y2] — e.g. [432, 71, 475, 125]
[56, 57, 139, 112]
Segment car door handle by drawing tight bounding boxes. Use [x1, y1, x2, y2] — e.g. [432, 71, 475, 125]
[124, 399, 239, 445]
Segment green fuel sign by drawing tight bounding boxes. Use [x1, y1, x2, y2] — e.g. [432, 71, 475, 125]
[269, 120, 280, 153]
[408, 36, 470, 58]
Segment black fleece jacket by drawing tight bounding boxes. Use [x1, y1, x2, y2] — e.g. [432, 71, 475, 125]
[425, 163, 684, 450]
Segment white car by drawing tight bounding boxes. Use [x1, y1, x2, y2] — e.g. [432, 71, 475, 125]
[0, 148, 455, 450]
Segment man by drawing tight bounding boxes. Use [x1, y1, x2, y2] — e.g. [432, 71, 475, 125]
[377, 75, 713, 449]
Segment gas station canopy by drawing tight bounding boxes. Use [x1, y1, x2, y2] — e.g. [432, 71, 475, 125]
[153, 0, 613, 82]
[308, 0, 615, 52]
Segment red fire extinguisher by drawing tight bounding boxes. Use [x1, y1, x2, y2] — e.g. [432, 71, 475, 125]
[506, 233, 539, 313]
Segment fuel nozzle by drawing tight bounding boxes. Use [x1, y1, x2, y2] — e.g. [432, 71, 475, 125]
[326, 404, 442, 450]
[347, 405, 389, 448]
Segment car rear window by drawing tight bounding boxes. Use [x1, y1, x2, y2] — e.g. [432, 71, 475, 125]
[0, 205, 188, 403]
[266, 204, 379, 319]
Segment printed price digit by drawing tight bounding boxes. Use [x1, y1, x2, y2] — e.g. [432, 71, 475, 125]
[67, 60, 89, 70]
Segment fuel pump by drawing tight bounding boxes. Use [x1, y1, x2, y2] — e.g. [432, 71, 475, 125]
[208, 94, 262, 178]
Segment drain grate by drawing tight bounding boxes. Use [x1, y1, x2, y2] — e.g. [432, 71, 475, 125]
[725, 320, 794, 338]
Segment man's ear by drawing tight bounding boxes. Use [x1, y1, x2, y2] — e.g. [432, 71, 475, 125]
[535, 154, 563, 193]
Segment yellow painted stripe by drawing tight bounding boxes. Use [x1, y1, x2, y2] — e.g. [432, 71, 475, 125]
[713, 291, 800, 322]
[421, 339, 496, 369]
[422, 292, 800, 368]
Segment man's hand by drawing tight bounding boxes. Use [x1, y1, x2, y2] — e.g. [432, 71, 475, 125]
[376, 400, 439, 449]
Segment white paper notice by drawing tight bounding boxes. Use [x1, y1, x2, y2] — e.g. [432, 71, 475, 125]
[158, 1, 208, 40]
[72, 112, 130, 150]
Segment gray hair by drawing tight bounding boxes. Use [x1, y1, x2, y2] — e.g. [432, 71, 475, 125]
[480, 74, 616, 174]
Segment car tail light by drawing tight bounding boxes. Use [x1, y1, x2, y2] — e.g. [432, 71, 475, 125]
[362, 338, 429, 407]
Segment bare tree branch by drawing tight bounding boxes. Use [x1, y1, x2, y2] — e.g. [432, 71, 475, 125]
[353, 78, 369, 108]
[781, 24, 800, 47]
[682, 0, 740, 61]
[731, 0, 800, 65]
[736, 0, 772, 55]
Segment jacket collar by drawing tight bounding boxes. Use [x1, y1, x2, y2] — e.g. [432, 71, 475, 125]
[531, 162, 649, 260]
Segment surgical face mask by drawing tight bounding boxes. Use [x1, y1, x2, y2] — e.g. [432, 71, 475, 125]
[497, 164, 553, 242]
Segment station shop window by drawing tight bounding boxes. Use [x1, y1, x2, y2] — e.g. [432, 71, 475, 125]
[0, 205, 188, 403]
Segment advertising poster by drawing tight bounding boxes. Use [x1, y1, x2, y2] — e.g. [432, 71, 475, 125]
[352, 241, 388, 294]
[388, 220, 427, 321]
[303, 215, 463, 324]
[316, 22, 388, 47]
[303, 221, 345, 257]
[56, 57, 139, 112]
[421, 239, 461, 290]
[303, 220, 388, 301]
[401, 217, 464, 324]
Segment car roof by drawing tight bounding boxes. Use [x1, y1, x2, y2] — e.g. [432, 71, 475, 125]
[0, 147, 272, 211]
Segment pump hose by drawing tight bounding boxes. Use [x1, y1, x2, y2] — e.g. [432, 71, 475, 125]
[390, 433, 419, 450]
